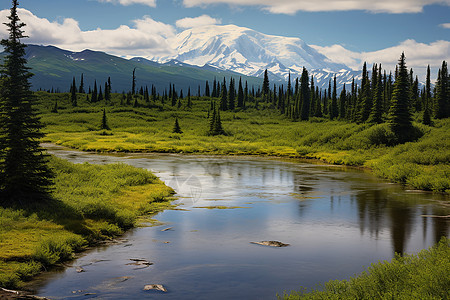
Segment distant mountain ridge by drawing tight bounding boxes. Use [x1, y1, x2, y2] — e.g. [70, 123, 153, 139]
[153, 24, 361, 90]
[0, 44, 263, 93]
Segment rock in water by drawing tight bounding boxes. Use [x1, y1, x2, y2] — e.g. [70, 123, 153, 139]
[143, 284, 167, 292]
[250, 241, 290, 247]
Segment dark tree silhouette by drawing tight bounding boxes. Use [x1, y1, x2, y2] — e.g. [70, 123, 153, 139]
[0, 0, 54, 202]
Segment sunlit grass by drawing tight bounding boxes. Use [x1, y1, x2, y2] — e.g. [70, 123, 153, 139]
[0, 156, 174, 289]
[37, 91, 449, 192]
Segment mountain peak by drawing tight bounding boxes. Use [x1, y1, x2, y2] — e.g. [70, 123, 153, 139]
[152, 24, 353, 88]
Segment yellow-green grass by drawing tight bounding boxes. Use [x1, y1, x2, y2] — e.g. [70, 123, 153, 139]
[280, 237, 450, 299]
[36, 91, 450, 193]
[0, 156, 174, 289]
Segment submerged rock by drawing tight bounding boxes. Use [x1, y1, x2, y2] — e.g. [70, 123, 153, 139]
[143, 284, 167, 292]
[126, 259, 153, 269]
[250, 241, 290, 247]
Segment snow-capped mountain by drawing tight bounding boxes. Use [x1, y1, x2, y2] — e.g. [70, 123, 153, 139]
[152, 25, 361, 89]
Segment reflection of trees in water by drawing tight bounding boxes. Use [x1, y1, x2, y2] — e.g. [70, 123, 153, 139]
[354, 189, 449, 254]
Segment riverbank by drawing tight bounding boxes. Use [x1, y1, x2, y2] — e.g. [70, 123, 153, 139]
[281, 237, 450, 299]
[37, 92, 449, 193]
[0, 156, 174, 290]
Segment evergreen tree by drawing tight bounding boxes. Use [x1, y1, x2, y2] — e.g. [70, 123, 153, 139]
[104, 82, 111, 103]
[228, 78, 235, 110]
[299, 68, 310, 121]
[422, 65, 432, 125]
[79, 73, 84, 93]
[330, 75, 338, 119]
[310, 76, 315, 117]
[212, 78, 217, 98]
[92, 80, 98, 103]
[172, 118, 182, 134]
[220, 78, 227, 111]
[132, 67, 136, 95]
[0, 0, 53, 201]
[205, 81, 210, 97]
[237, 77, 244, 108]
[100, 109, 110, 130]
[387, 53, 414, 143]
[434, 61, 449, 119]
[70, 76, 77, 106]
[262, 69, 270, 100]
[368, 65, 383, 124]
[358, 62, 372, 123]
[338, 84, 347, 120]
[98, 86, 104, 101]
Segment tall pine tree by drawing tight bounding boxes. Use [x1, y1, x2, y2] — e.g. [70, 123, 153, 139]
[387, 53, 414, 143]
[0, 0, 53, 202]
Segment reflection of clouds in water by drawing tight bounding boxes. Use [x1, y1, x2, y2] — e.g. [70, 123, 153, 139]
[171, 174, 203, 206]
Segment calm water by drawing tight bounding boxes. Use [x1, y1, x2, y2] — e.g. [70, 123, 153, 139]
[32, 146, 449, 299]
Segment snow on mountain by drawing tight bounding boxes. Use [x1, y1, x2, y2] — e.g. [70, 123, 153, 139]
[152, 24, 360, 89]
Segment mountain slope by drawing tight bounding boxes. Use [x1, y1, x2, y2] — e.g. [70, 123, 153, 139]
[155, 25, 360, 89]
[0, 45, 263, 93]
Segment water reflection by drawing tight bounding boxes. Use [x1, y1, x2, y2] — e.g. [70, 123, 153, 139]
[33, 148, 449, 300]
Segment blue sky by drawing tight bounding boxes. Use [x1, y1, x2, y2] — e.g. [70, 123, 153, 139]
[11, 0, 450, 52]
[1, 0, 449, 77]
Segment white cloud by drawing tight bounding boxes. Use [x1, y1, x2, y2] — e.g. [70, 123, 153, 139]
[312, 39, 450, 80]
[176, 15, 221, 29]
[440, 23, 450, 28]
[183, 0, 450, 14]
[98, 0, 156, 7]
[0, 8, 176, 58]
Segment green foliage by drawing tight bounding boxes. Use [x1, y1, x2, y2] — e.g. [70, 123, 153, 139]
[281, 238, 450, 300]
[0, 155, 173, 289]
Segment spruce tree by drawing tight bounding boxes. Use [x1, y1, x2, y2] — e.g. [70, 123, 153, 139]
[71, 76, 77, 106]
[299, 68, 310, 121]
[387, 53, 413, 143]
[92, 80, 98, 103]
[0, 0, 53, 201]
[422, 65, 432, 125]
[434, 61, 449, 119]
[262, 69, 269, 100]
[220, 78, 227, 111]
[79, 73, 84, 93]
[187, 87, 192, 108]
[338, 84, 347, 120]
[132, 67, 136, 95]
[205, 81, 210, 97]
[100, 109, 110, 130]
[237, 77, 244, 108]
[172, 118, 182, 134]
[228, 78, 235, 110]
[368, 64, 383, 124]
[330, 75, 338, 119]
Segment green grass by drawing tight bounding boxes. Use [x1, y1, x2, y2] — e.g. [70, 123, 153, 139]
[280, 237, 450, 300]
[0, 156, 174, 289]
[36, 91, 450, 193]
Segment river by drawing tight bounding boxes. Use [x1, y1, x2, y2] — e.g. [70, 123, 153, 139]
[31, 145, 449, 299]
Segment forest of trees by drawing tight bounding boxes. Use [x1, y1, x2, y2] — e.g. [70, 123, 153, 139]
[59, 54, 449, 140]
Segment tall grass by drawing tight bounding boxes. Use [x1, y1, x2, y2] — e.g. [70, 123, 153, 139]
[281, 237, 450, 299]
[0, 156, 174, 289]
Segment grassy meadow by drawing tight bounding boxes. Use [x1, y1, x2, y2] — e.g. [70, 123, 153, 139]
[0, 156, 174, 289]
[37, 91, 450, 193]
